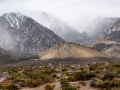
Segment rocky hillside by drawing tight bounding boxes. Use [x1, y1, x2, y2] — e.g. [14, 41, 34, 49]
[40, 42, 111, 63]
[90, 19, 120, 59]
[0, 12, 64, 55]
[90, 31, 120, 59]
[89, 17, 120, 40]
[26, 11, 91, 46]
[0, 47, 19, 65]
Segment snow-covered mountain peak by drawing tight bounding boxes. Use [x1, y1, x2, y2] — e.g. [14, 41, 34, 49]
[0, 12, 64, 55]
[3, 12, 24, 18]
[23, 11, 92, 46]
[1, 12, 28, 29]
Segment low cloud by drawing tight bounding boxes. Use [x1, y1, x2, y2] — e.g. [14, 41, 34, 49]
[0, 0, 120, 32]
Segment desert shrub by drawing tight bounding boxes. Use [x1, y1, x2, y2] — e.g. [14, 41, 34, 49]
[5, 66, 57, 89]
[62, 68, 68, 72]
[112, 78, 120, 86]
[73, 71, 84, 80]
[103, 72, 117, 80]
[37, 74, 47, 80]
[51, 73, 56, 78]
[89, 65, 96, 71]
[11, 73, 29, 84]
[96, 80, 109, 89]
[62, 86, 77, 90]
[96, 79, 120, 89]
[94, 70, 100, 74]
[79, 81, 86, 86]
[2, 84, 9, 90]
[67, 76, 76, 82]
[75, 85, 80, 89]
[111, 63, 120, 68]
[18, 81, 27, 87]
[23, 68, 32, 74]
[73, 71, 95, 80]
[90, 80, 96, 87]
[27, 79, 40, 87]
[88, 72, 96, 78]
[0, 84, 2, 89]
[41, 68, 55, 75]
[44, 84, 55, 90]
[1, 84, 18, 90]
[25, 72, 38, 79]
[110, 87, 120, 90]
[1, 84, 9, 90]
[44, 75, 54, 83]
[60, 78, 69, 87]
[37, 79, 44, 85]
[37, 74, 54, 83]
[8, 84, 18, 90]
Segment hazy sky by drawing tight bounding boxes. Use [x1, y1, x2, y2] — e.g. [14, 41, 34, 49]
[0, 0, 120, 31]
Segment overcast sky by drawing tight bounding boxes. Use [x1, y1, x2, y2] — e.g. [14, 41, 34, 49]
[0, 0, 120, 31]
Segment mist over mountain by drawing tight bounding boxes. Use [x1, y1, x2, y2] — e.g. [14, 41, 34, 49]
[88, 17, 120, 40]
[24, 11, 92, 46]
[90, 19, 120, 59]
[0, 12, 64, 55]
[0, 47, 19, 65]
[0, 11, 120, 65]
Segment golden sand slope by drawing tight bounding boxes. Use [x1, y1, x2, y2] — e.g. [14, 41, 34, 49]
[40, 42, 107, 60]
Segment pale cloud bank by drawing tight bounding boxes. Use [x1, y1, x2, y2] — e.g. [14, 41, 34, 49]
[0, 0, 120, 31]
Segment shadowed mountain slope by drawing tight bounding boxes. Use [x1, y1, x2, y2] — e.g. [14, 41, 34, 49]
[0, 12, 64, 55]
[90, 19, 120, 59]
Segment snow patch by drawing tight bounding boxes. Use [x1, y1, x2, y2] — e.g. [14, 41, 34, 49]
[5, 14, 13, 27]
[9, 15, 14, 27]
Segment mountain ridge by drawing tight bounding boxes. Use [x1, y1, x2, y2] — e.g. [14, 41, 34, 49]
[0, 12, 64, 55]
[25, 11, 92, 46]
[89, 17, 120, 40]
[90, 19, 120, 59]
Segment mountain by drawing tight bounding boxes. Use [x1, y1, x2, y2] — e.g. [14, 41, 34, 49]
[6, 50, 39, 60]
[90, 31, 120, 59]
[107, 19, 120, 33]
[0, 12, 64, 55]
[89, 17, 120, 40]
[40, 42, 111, 63]
[0, 47, 19, 65]
[25, 11, 91, 46]
[90, 19, 120, 59]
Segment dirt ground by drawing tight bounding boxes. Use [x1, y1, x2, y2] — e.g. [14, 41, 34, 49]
[20, 82, 61, 90]
[20, 81, 98, 90]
